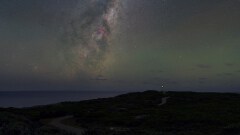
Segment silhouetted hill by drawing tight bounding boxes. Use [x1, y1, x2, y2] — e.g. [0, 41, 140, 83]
[1, 90, 240, 135]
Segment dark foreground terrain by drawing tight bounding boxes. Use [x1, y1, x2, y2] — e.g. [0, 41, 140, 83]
[1, 90, 240, 135]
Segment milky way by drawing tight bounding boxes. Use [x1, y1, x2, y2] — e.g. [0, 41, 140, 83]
[59, 0, 121, 79]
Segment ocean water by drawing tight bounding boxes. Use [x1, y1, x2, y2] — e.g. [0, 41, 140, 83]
[0, 91, 126, 108]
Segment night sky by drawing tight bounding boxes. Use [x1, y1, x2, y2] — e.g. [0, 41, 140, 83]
[0, 0, 240, 92]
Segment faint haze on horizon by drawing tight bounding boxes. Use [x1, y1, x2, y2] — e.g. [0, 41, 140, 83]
[0, 0, 240, 92]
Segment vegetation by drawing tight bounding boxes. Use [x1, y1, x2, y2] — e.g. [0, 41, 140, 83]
[1, 90, 240, 135]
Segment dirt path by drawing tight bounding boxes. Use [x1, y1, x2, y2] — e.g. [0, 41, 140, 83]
[158, 97, 170, 106]
[50, 116, 84, 135]
[49, 97, 169, 134]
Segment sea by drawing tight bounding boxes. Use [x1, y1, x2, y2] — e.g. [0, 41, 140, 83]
[0, 91, 127, 108]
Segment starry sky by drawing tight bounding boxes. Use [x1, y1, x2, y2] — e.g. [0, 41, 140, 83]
[0, 0, 240, 92]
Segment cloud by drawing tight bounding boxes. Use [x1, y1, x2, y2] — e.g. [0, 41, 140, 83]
[149, 70, 164, 73]
[225, 63, 236, 67]
[223, 73, 233, 76]
[216, 73, 234, 76]
[198, 77, 208, 84]
[199, 77, 208, 80]
[196, 64, 212, 69]
[91, 75, 108, 81]
[144, 78, 178, 86]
